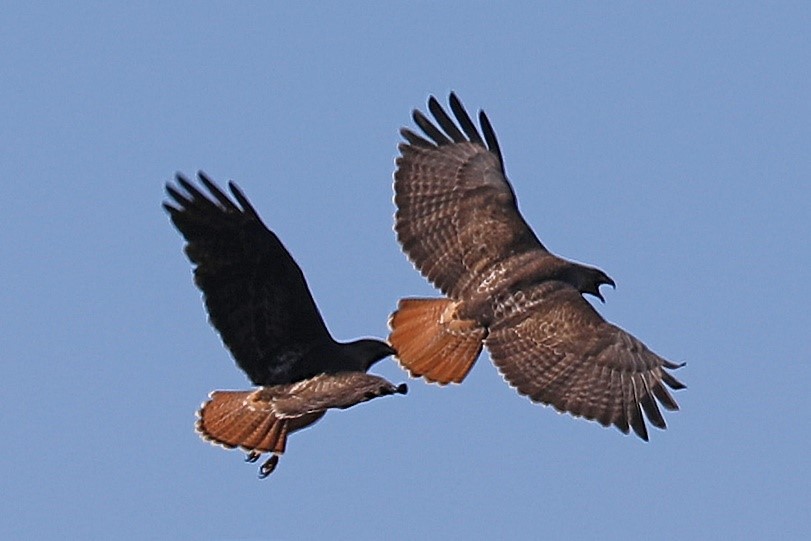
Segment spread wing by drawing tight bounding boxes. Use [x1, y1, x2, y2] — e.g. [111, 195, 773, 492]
[394, 93, 547, 298]
[164, 172, 332, 386]
[485, 282, 685, 441]
[266, 372, 409, 418]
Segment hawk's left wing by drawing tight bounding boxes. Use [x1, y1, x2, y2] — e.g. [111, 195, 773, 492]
[485, 281, 685, 441]
[196, 373, 407, 477]
[164, 172, 334, 386]
[269, 372, 409, 417]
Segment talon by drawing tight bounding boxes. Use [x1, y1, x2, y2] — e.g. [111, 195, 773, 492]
[258, 454, 279, 479]
[245, 451, 261, 463]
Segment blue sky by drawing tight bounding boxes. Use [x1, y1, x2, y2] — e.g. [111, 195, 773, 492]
[2, 3, 809, 540]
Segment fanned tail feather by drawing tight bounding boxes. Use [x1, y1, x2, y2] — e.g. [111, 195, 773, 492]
[196, 390, 288, 455]
[388, 298, 486, 385]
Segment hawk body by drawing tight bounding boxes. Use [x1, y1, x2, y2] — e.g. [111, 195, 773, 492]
[165, 173, 405, 477]
[390, 94, 684, 441]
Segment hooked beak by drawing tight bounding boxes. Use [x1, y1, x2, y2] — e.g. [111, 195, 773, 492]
[596, 277, 615, 303]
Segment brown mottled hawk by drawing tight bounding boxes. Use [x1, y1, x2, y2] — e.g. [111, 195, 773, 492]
[389, 93, 685, 441]
[165, 172, 406, 478]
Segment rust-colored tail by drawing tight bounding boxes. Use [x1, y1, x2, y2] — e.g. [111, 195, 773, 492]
[388, 297, 486, 385]
[196, 390, 288, 455]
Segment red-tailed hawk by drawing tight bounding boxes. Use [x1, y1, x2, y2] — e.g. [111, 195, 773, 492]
[389, 94, 684, 441]
[165, 172, 406, 478]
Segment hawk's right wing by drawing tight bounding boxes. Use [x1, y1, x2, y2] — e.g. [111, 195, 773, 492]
[394, 93, 549, 299]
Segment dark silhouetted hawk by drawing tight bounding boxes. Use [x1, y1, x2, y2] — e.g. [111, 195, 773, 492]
[389, 94, 684, 441]
[165, 172, 406, 478]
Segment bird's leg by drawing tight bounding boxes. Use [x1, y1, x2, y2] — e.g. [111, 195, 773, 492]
[245, 450, 261, 463]
[258, 454, 280, 479]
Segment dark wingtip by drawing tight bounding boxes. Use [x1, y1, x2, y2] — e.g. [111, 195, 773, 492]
[448, 91, 462, 110]
[396, 383, 409, 395]
[631, 419, 650, 441]
[665, 360, 687, 370]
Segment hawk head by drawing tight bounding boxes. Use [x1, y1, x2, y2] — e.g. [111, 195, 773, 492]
[344, 339, 397, 371]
